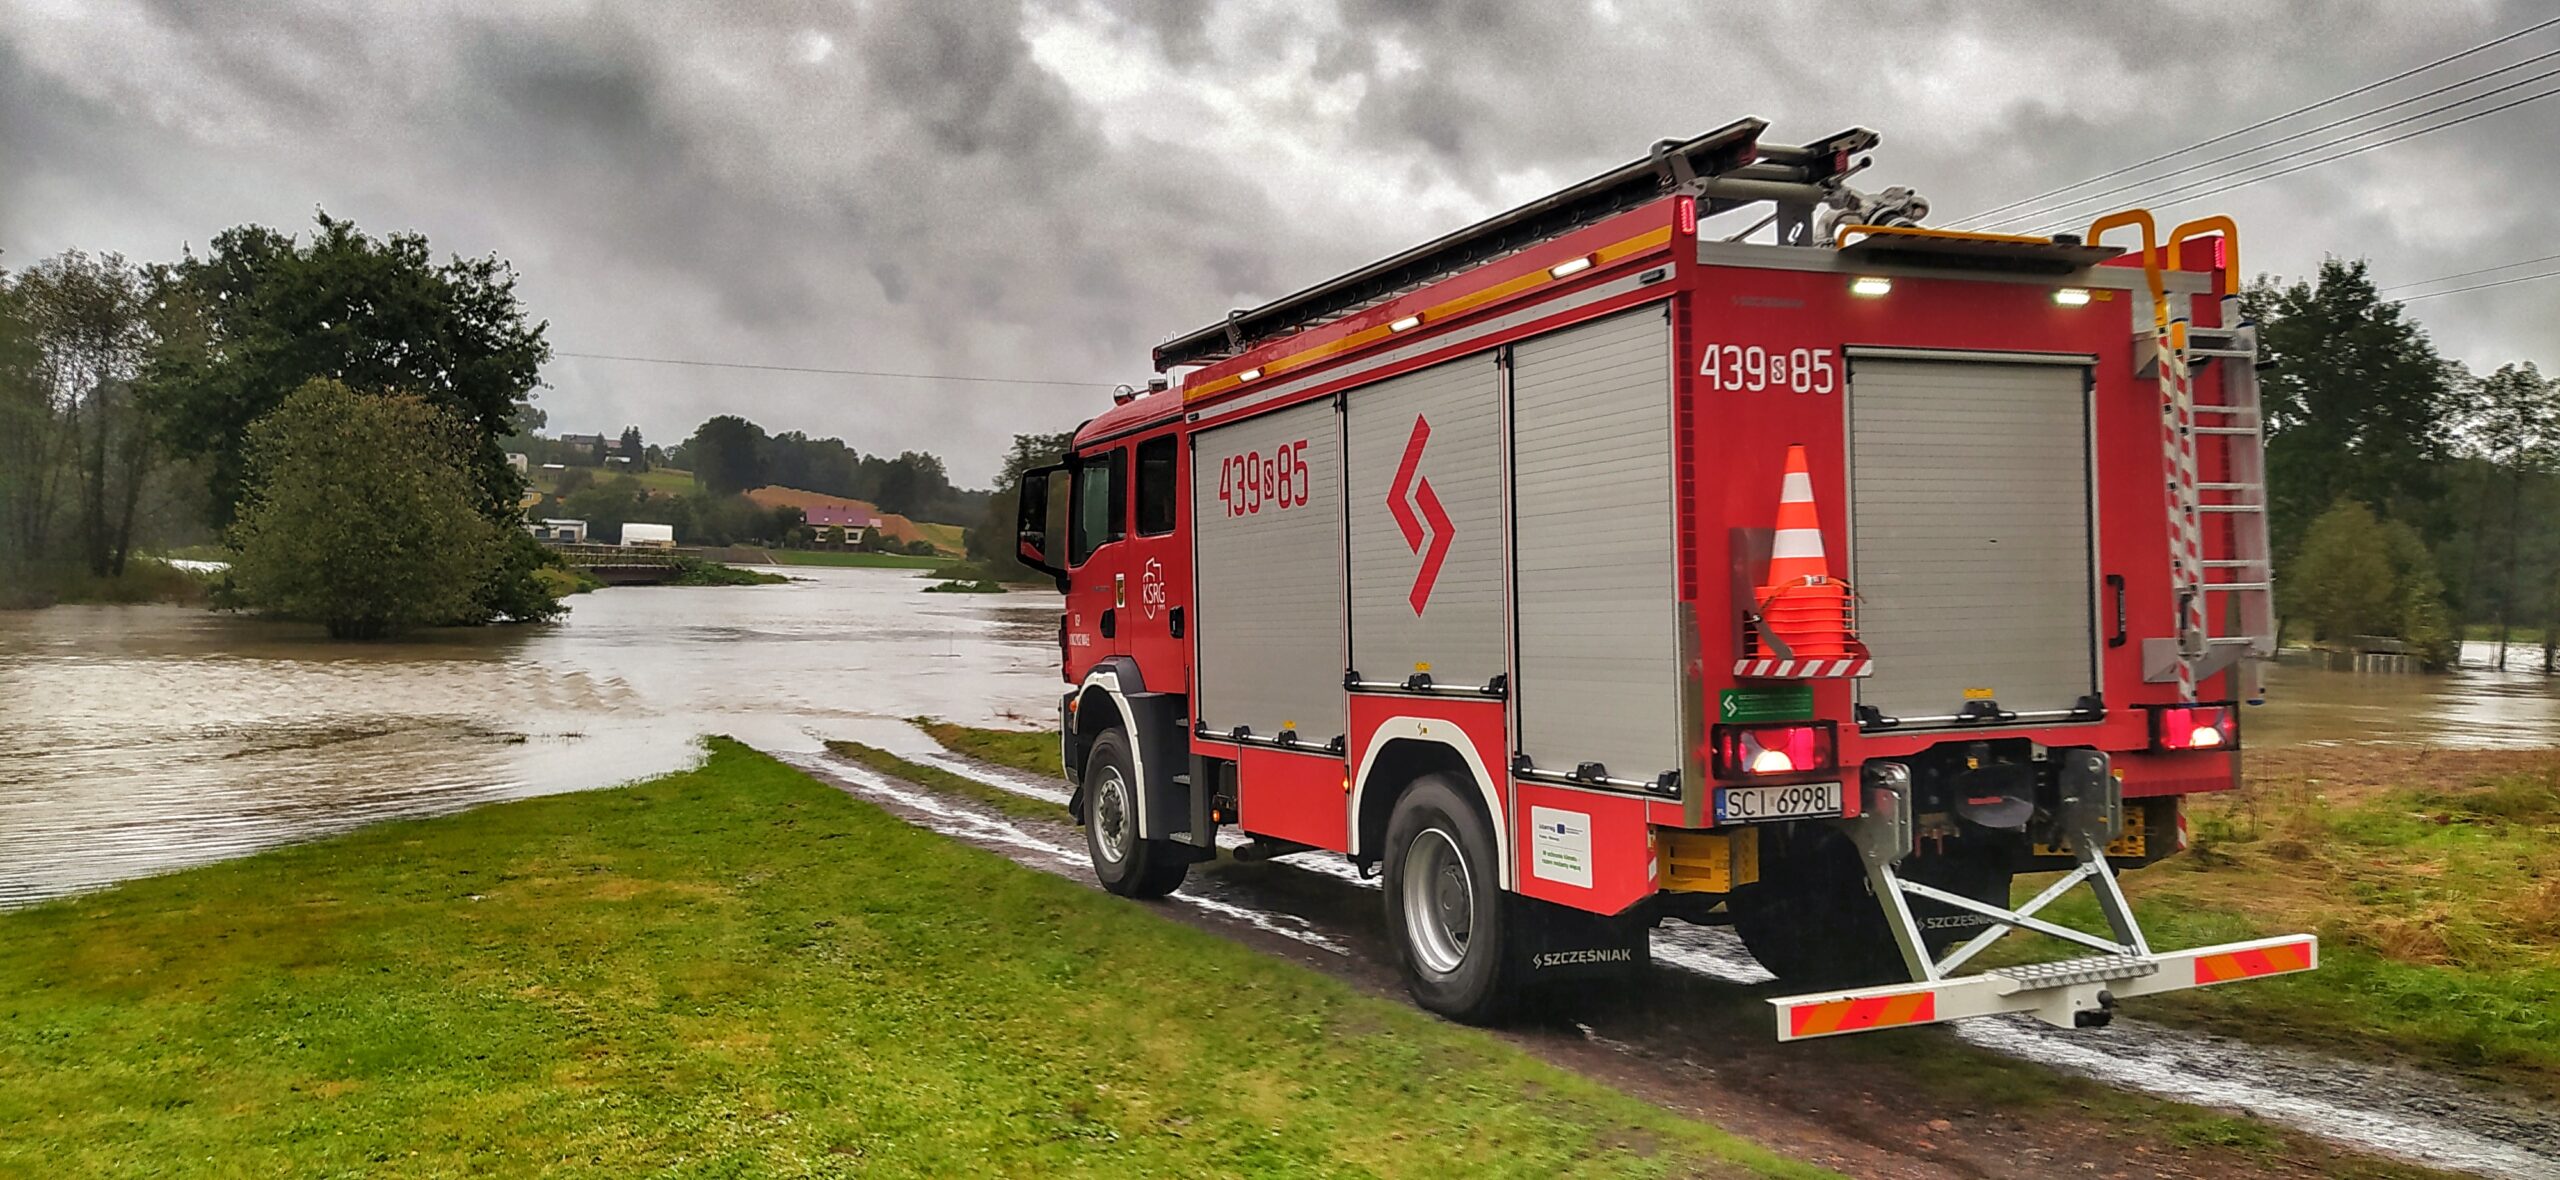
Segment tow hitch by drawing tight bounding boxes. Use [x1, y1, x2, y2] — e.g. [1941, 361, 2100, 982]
[1770, 752, 2316, 1041]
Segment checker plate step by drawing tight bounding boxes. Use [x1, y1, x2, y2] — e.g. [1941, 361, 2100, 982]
[1987, 955, 2160, 993]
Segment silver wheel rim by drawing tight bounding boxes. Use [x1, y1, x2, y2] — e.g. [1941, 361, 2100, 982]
[1092, 767, 1132, 865]
[1401, 827, 1473, 975]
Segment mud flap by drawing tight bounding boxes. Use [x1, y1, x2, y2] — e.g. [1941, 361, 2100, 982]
[1513, 893, 1650, 982]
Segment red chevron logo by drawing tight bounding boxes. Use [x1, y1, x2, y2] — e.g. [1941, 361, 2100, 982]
[1387, 415, 1454, 615]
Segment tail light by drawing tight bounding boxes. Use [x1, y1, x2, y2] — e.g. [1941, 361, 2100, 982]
[2146, 703, 2238, 751]
[1710, 722, 1838, 779]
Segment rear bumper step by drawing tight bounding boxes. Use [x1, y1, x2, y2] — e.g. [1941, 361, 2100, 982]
[1773, 935, 2316, 1040]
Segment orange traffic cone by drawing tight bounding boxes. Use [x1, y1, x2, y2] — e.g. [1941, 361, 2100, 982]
[1758, 445, 1856, 659]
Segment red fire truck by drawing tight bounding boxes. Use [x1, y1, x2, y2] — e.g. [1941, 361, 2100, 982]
[1014, 118, 2315, 1040]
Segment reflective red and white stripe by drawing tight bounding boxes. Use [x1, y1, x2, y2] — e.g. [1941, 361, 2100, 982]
[2161, 323, 2206, 702]
[1733, 657, 1871, 678]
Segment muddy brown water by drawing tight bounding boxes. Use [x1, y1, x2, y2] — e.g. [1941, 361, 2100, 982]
[8, 572, 2560, 1175]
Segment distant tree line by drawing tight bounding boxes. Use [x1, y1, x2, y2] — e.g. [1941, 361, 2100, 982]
[2251, 259, 2560, 669]
[675, 414, 982, 525]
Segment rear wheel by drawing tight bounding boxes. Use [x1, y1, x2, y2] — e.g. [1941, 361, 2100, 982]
[1382, 774, 1517, 1023]
[1732, 825, 2016, 991]
[1083, 729, 1187, 899]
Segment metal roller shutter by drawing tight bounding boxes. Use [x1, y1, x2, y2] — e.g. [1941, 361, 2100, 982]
[1345, 352, 1506, 689]
[1512, 307, 1680, 783]
[1846, 355, 2097, 726]
[1192, 398, 1347, 742]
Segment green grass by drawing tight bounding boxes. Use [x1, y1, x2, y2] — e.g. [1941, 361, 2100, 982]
[0, 741, 1819, 1179]
[918, 720, 1063, 779]
[665, 557, 791, 586]
[826, 740, 1065, 822]
[531, 465, 698, 498]
[766, 549, 948, 570]
[2017, 762, 2560, 1098]
[2461, 622, 2548, 645]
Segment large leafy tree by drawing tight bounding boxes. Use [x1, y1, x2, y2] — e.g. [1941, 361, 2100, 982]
[228, 379, 499, 639]
[148, 213, 550, 527]
[686, 415, 770, 495]
[966, 430, 1073, 579]
[2244, 259, 2462, 558]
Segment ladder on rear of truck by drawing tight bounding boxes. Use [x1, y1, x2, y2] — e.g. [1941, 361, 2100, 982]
[2146, 298, 2276, 704]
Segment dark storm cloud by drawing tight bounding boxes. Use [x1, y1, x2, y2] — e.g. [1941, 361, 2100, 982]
[3, 0, 2555, 480]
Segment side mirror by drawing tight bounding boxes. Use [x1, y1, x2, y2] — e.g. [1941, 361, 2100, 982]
[1015, 463, 1069, 584]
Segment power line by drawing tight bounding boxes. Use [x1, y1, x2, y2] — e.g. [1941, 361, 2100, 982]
[1977, 48, 2560, 232]
[1948, 14, 2560, 228]
[2024, 80, 2560, 236]
[2379, 252, 2560, 292]
[2394, 267, 2560, 302]
[556, 350, 1114, 389]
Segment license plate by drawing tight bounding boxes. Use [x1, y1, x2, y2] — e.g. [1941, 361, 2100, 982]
[1714, 781, 1844, 823]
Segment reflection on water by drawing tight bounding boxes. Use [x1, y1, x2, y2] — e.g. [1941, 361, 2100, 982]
[0, 566, 1061, 907]
[2250, 641, 2560, 750]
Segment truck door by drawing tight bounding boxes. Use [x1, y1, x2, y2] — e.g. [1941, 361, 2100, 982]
[1845, 352, 2099, 727]
[1064, 445, 1127, 684]
[1120, 431, 1189, 693]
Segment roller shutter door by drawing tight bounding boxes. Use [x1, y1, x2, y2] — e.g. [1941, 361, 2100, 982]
[1512, 307, 1680, 783]
[1192, 399, 1347, 742]
[1846, 355, 2097, 726]
[1345, 352, 1506, 690]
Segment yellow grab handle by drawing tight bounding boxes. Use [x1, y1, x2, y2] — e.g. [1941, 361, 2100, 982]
[2166, 215, 2239, 297]
[2087, 208, 2165, 329]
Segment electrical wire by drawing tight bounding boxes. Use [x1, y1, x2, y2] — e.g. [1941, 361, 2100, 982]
[556, 350, 1115, 388]
[2394, 267, 2560, 302]
[2378, 252, 2560, 292]
[1975, 48, 2560, 232]
[2023, 80, 2560, 236]
[1947, 14, 2560, 228]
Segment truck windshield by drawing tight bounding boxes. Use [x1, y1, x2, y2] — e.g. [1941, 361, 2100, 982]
[1068, 449, 1124, 566]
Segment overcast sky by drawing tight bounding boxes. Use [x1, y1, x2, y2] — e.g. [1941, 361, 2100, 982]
[5, 0, 2555, 485]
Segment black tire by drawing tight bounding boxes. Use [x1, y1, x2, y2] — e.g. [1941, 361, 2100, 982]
[1733, 825, 2015, 991]
[1382, 774, 1517, 1024]
[1082, 729, 1187, 899]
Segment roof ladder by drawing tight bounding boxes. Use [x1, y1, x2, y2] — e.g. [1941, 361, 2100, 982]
[2140, 298, 2275, 703]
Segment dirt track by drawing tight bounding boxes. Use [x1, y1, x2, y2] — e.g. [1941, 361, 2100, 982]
[788, 740, 2558, 1180]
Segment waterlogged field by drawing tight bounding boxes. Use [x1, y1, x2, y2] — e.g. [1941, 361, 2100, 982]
[0, 741, 1823, 1179]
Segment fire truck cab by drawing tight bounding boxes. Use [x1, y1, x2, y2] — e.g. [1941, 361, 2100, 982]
[1016, 118, 2315, 1039]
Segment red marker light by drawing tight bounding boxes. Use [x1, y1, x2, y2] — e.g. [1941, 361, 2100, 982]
[2149, 704, 2237, 751]
[1711, 722, 1837, 779]
[1675, 195, 1697, 236]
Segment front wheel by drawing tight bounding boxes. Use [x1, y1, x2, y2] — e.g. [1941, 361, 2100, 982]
[1083, 729, 1188, 899]
[1382, 774, 1517, 1023]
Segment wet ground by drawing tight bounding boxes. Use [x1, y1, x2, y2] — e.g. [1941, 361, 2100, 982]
[9, 572, 2560, 1175]
[797, 724, 2560, 1180]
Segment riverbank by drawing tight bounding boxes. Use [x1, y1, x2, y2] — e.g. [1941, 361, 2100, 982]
[0, 559, 214, 609]
[0, 740, 1817, 1179]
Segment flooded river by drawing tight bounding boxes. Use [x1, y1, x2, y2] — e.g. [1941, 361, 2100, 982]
[7, 574, 2560, 908]
[0, 566, 1061, 907]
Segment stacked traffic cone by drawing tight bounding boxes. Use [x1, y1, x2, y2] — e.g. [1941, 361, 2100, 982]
[1758, 445, 1857, 658]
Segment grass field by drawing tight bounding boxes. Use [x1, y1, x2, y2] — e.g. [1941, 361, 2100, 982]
[2060, 749, 2560, 1097]
[0, 740, 1824, 1179]
[529, 465, 698, 498]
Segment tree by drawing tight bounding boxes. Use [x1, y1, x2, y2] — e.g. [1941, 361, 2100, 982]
[227, 380, 499, 639]
[2284, 498, 2456, 667]
[2456, 363, 2560, 667]
[148, 212, 550, 528]
[10, 252, 172, 577]
[686, 415, 769, 494]
[2245, 259, 2461, 559]
[618, 425, 647, 472]
[0, 269, 44, 595]
[966, 430, 1073, 580]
